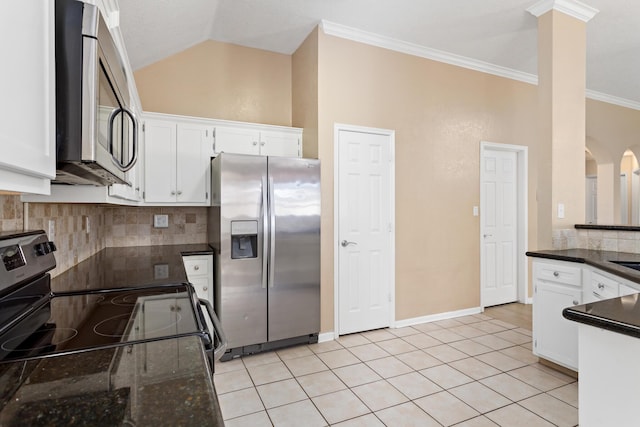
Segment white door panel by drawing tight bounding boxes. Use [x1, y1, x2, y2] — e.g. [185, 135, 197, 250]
[482, 149, 518, 306]
[338, 129, 392, 335]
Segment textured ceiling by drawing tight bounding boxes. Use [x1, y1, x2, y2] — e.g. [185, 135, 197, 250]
[118, 0, 640, 106]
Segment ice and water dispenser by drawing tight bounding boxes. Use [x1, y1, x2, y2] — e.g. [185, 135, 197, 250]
[231, 221, 258, 259]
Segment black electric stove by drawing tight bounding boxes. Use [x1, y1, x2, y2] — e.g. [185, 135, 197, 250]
[0, 231, 226, 426]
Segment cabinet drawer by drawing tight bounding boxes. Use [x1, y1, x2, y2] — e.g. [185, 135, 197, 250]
[590, 271, 619, 300]
[183, 258, 209, 277]
[191, 277, 212, 302]
[534, 262, 582, 286]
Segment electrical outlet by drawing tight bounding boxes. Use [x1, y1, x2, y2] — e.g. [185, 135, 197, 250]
[154, 263, 169, 279]
[154, 214, 169, 228]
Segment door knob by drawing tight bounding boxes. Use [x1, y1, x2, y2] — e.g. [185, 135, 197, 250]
[483, 234, 492, 238]
[341, 240, 357, 247]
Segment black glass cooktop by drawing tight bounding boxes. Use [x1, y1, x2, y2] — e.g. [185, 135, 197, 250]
[0, 284, 207, 362]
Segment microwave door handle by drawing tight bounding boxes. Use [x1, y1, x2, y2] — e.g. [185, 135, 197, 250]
[108, 108, 138, 172]
[107, 107, 122, 165]
[118, 108, 138, 172]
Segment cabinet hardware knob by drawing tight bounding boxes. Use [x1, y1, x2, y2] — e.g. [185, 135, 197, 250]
[598, 283, 605, 289]
[177, 190, 182, 195]
[253, 141, 258, 146]
[573, 300, 579, 305]
[194, 265, 199, 271]
[553, 271, 559, 277]
[261, 141, 265, 146]
[203, 286, 208, 291]
[171, 191, 176, 195]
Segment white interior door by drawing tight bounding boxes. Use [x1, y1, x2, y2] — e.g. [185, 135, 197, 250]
[633, 171, 640, 225]
[585, 176, 597, 224]
[481, 148, 518, 307]
[336, 127, 393, 335]
[621, 173, 628, 225]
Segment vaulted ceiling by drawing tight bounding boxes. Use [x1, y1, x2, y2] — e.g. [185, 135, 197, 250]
[118, 0, 640, 107]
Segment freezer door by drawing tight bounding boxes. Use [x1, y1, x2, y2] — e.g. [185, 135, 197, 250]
[214, 154, 268, 349]
[267, 157, 321, 341]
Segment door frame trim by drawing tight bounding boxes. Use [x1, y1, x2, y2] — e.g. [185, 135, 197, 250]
[479, 141, 529, 308]
[334, 123, 396, 339]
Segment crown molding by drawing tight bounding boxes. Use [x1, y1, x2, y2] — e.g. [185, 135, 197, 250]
[526, 0, 599, 22]
[320, 20, 538, 85]
[320, 20, 640, 111]
[586, 90, 640, 111]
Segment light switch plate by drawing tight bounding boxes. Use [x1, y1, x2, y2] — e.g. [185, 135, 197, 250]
[557, 203, 565, 219]
[154, 214, 169, 228]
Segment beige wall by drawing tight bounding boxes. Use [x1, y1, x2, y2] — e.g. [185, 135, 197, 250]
[586, 99, 640, 224]
[537, 11, 586, 234]
[292, 28, 319, 159]
[313, 32, 540, 330]
[135, 40, 292, 126]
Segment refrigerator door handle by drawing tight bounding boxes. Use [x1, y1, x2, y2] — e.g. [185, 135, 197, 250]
[269, 176, 276, 288]
[261, 176, 269, 289]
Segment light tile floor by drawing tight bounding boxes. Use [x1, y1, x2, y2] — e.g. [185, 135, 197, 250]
[214, 311, 578, 427]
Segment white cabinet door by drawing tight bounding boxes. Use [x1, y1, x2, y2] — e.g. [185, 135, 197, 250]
[143, 119, 209, 204]
[176, 123, 210, 203]
[144, 120, 177, 203]
[215, 127, 260, 155]
[533, 280, 581, 370]
[260, 130, 301, 157]
[214, 126, 302, 157]
[0, 2, 56, 194]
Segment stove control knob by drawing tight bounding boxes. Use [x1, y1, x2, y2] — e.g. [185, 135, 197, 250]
[35, 241, 57, 256]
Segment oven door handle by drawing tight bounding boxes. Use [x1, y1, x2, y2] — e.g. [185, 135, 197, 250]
[198, 298, 227, 362]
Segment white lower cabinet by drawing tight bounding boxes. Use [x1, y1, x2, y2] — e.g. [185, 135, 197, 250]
[182, 255, 213, 304]
[183, 254, 214, 334]
[532, 259, 582, 370]
[533, 258, 640, 372]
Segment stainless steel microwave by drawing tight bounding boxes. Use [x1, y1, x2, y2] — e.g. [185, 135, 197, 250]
[55, 0, 138, 186]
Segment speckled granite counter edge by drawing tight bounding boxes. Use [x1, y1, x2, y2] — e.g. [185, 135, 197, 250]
[563, 305, 640, 338]
[575, 224, 640, 231]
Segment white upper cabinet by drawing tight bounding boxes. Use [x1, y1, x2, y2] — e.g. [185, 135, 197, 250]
[0, 2, 56, 194]
[214, 126, 302, 158]
[143, 118, 210, 205]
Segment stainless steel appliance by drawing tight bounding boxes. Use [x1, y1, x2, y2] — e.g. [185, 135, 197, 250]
[209, 153, 321, 360]
[55, 0, 138, 186]
[0, 231, 226, 425]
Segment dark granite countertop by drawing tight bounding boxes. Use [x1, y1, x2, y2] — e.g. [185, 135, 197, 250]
[563, 295, 640, 338]
[52, 243, 213, 293]
[527, 248, 640, 339]
[0, 336, 224, 426]
[29, 244, 224, 426]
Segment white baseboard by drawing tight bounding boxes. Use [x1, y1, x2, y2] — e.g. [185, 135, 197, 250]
[321, 305, 498, 338]
[525, 297, 533, 304]
[393, 306, 482, 329]
[318, 332, 335, 343]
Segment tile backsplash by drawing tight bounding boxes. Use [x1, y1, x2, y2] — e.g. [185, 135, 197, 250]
[0, 195, 208, 277]
[103, 206, 208, 247]
[553, 227, 640, 253]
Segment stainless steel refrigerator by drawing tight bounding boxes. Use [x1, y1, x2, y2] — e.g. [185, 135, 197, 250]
[208, 153, 321, 360]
